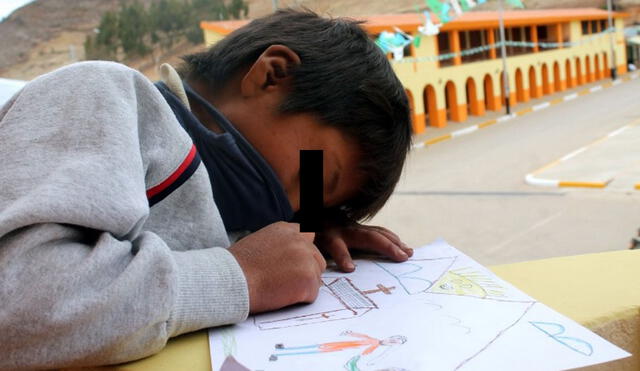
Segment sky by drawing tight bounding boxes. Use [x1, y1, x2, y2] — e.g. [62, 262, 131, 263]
[0, 0, 35, 20]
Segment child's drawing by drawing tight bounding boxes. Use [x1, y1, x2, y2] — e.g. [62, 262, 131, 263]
[209, 239, 630, 371]
[343, 354, 409, 371]
[429, 267, 506, 298]
[254, 277, 391, 330]
[530, 321, 594, 356]
[374, 257, 456, 295]
[268, 331, 406, 362]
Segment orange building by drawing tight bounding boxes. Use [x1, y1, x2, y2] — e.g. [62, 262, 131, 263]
[201, 8, 628, 134]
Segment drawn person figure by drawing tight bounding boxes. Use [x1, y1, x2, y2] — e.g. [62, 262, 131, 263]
[269, 331, 406, 361]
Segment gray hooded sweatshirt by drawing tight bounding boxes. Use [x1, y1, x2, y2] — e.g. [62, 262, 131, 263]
[0, 61, 249, 369]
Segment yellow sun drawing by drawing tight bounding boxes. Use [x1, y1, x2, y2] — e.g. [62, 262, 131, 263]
[429, 268, 506, 298]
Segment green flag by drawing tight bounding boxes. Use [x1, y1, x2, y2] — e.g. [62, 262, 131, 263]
[506, 0, 525, 8]
[426, 0, 452, 23]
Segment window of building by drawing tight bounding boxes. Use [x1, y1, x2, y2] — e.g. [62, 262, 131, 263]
[562, 23, 570, 43]
[600, 19, 609, 32]
[506, 26, 530, 56]
[536, 24, 557, 50]
[591, 20, 599, 33]
[437, 31, 454, 67]
[460, 30, 490, 63]
[581, 20, 590, 35]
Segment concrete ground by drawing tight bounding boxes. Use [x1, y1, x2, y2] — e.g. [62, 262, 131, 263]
[369, 73, 640, 266]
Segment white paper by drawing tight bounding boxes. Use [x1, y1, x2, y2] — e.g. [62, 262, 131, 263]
[209, 239, 630, 371]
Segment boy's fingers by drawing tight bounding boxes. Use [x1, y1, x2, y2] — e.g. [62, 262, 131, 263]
[368, 226, 413, 257]
[325, 238, 355, 272]
[346, 228, 408, 262]
[300, 232, 316, 243]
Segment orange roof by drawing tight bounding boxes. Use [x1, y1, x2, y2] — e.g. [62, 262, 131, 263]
[201, 8, 628, 35]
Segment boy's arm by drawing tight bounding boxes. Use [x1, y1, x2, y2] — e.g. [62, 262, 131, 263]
[0, 63, 250, 369]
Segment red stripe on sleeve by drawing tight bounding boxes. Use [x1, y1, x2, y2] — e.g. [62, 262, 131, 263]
[146, 144, 198, 199]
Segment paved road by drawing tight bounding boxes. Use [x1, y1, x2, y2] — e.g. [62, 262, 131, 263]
[370, 75, 640, 265]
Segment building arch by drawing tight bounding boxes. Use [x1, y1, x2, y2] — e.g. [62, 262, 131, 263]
[594, 54, 601, 80]
[529, 65, 541, 98]
[541, 64, 552, 95]
[445, 81, 465, 122]
[406, 89, 423, 134]
[515, 68, 526, 103]
[565, 59, 574, 88]
[423, 84, 442, 127]
[585, 55, 592, 83]
[575, 57, 584, 85]
[553, 61, 563, 91]
[484, 74, 499, 111]
[466, 77, 484, 116]
[602, 51, 609, 77]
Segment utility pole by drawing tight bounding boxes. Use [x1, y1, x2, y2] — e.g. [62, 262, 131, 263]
[607, 0, 618, 80]
[498, 0, 511, 114]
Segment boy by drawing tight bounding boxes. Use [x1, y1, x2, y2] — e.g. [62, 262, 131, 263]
[0, 9, 412, 369]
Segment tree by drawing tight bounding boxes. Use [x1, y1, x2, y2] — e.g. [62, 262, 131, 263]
[118, 2, 151, 58]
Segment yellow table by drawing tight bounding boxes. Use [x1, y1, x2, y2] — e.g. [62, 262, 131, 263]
[111, 249, 640, 371]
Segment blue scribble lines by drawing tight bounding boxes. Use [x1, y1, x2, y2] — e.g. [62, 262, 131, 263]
[530, 321, 594, 356]
[374, 257, 457, 295]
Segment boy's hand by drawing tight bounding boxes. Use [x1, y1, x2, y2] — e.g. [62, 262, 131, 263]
[315, 222, 413, 273]
[229, 222, 326, 314]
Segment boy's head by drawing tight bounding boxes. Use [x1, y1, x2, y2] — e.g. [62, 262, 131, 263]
[180, 9, 411, 222]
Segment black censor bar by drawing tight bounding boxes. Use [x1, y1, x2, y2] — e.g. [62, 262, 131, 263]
[299, 150, 323, 232]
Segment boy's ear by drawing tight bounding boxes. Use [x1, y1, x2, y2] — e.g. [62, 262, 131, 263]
[240, 45, 301, 97]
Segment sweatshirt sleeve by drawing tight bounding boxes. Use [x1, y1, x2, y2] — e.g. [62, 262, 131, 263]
[0, 62, 249, 370]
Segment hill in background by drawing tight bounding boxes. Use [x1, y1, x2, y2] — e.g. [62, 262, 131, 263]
[1, 0, 639, 81]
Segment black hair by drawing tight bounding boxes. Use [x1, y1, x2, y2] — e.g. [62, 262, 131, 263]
[180, 8, 411, 221]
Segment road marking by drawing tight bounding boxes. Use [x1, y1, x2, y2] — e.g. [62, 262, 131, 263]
[497, 114, 516, 122]
[491, 211, 563, 251]
[517, 107, 533, 116]
[478, 119, 498, 128]
[549, 98, 564, 105]
[608, 125, 630, 137]
[589, 85, 603, 93]
[563, 93, 578, 101]
[612, 79, 622, 86]
[560, 147, 587, 162]
[424, 134, 452, 145]
[452, 125, 478, 137]
[525, 121, 639, 190]
[578, 89, 591, 96]
[558, 181, 608, 188]
[532, 102, 550, 111]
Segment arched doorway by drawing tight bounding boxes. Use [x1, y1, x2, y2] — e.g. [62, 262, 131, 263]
[585, 55, 592, 83]
[575, 57, 584, 85]
[594, 54, 601, 80]
[553, 62, 563, 91]
[445, 81, 464, 122]
[406, 89, 423, 134]
[466, 77, 483, 116]
[603, 51, 610, 77]
[484, 74, 498, 111]
[565, 59, 573, 88]
[529, 66, 540, 98]
[515, 68, 526, 103]
[423, 84, 440, 127]
[541, 64, 552, 95]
